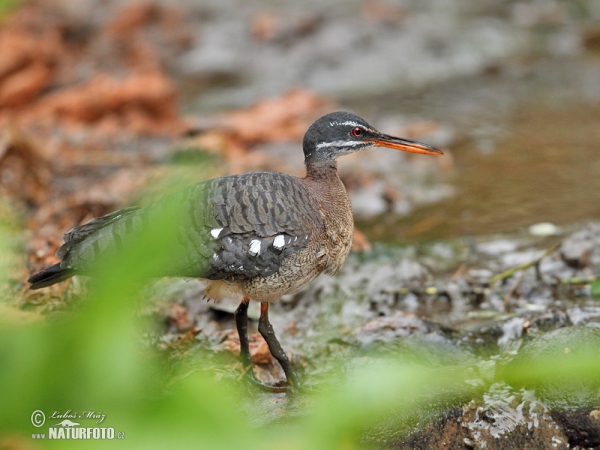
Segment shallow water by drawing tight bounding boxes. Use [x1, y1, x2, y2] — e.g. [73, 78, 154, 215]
[354, 56, 600, 242]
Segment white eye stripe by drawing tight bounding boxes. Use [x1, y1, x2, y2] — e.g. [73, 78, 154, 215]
[330, 120, 362, 127]
[329, 121, 377, 132]
[315, 140, 369, 149]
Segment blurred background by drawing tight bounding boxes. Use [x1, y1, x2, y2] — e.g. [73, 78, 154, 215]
[2, 0, 600, 448]
[2, 0, 599, 246]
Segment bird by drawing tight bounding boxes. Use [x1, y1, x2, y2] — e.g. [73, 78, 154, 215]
[27, 111, 442, 389]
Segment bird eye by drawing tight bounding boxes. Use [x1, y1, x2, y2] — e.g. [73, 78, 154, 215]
[351, 127, 363, 137]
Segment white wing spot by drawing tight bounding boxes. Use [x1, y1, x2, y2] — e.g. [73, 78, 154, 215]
[249, 239, 262, 256]
[210, 228, 223, 239]
[273, 235, 285, 250]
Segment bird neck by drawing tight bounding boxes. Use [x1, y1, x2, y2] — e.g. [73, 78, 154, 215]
[303, 159, 350, 208]
[303, 159, 353, 277]
[304, 159, 339, 181]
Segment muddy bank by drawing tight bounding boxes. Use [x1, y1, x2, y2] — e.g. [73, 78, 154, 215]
[142, 220, 600, 448]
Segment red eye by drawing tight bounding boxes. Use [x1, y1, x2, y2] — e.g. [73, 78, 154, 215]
[352, 127, 363, 137]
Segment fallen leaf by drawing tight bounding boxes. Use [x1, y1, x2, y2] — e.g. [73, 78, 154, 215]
[167, 303, 193, 332]
[216, 329, 274, 364]
[0, 127, 51, 206]
[218, 89, 333, 144]
[352, 227, 372, 252]
[0, 62, 52, 108]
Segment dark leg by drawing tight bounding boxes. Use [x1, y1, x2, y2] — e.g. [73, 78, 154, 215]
[258, 302, 298, 387]
[234, 297, 251, 368]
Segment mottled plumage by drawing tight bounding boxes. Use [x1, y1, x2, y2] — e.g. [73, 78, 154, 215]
[30, 171, 328, 298]
[28, 111, 442, 388]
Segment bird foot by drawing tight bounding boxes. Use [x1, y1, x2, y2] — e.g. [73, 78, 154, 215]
[239, 364, 297, 393]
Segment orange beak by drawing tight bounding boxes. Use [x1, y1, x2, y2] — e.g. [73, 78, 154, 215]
[369, 134, 443, 156]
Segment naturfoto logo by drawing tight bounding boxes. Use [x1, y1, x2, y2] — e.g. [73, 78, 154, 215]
[30, 409, 124, 440]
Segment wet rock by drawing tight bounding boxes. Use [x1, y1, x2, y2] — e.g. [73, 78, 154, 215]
[499, 249, 546, 270]
[389, 374, 575, 450]
[353, 312, 433, 345]
[567, 306, 600, 327]
[498, 326, 600, 446]
[500, 327, 600, 408]
[560, 222, 600, 268]
[477, 239, 518, 256]
[389, 409, 471, 450]
[351, 312, 461, 362]
[552, 409, 600, 448]
[497, 316, 526, 347]
[522, 308, 571, 334]
[310, 253, 432, 311]
[459, 383, 568, 450]
[354, 356, 474, 448]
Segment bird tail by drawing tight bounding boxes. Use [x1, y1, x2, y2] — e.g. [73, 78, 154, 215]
[27, 263, 76, 290]
[27, 207, 142, 290]
[26, 187, 214, 290]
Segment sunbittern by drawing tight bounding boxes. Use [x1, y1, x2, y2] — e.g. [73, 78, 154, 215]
[28, 111, 443, 389]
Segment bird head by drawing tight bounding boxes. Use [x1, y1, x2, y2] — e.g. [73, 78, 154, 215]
[303, 111, 443, 164]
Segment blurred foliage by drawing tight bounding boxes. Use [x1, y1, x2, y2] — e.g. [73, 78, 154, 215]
[591, 270, 600, 298]
[134, 146, 222, 207]
[0, 201, 257, 449]
[166, 146, 222, 167]
[0, 0, 22, 18]
[0, 201, 21, 296]
[2, 197, 600, 449]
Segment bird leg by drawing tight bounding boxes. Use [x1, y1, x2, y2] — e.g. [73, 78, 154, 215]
[234, 297, 252, 368]
[234, 298, 297, 391]
[258, 302, 298, 387]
